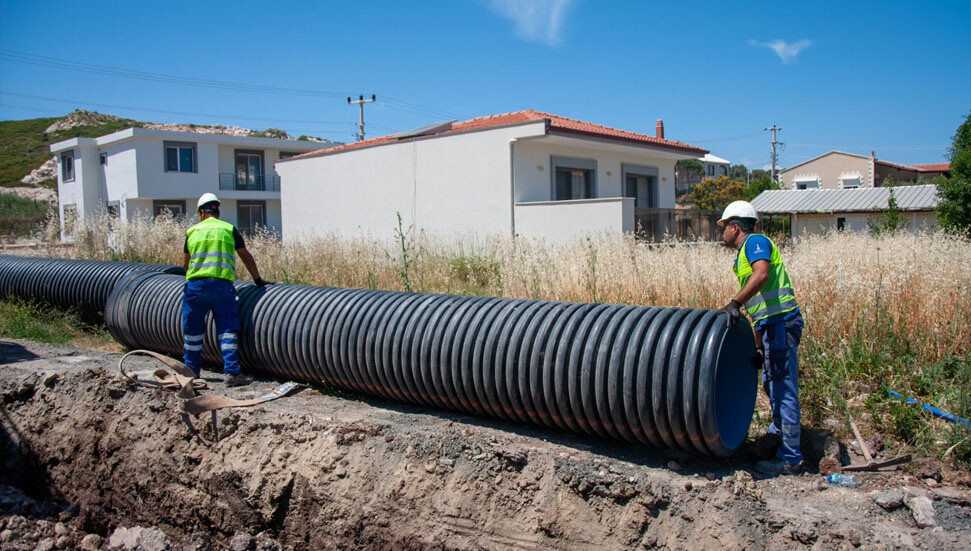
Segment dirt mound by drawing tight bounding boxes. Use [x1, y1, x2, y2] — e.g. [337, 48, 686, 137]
[1, 340, 969, 550]
[18, 158, 57, 187]
[45, 110, 122, 133]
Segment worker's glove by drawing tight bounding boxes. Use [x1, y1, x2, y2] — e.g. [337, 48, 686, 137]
[750, 348, 765, 371]
[254, 277, 273, 287]
[721, 300, 742, 326]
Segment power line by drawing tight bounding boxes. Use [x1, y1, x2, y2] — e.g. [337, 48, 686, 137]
[684, 131, 763, 143]
[1, 49, 465, 122]
[0, 102, 66, 115]
[0, 91, 355, 127]
[0, 49, 351, 98]
[787, 143, 946, 150]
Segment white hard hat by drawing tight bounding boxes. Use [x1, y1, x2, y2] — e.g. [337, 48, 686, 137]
[717, 200, 758, 227]
[197, 193, 220, 210]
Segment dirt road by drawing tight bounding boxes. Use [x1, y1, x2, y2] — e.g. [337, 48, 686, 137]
[1, 339, 969, 550]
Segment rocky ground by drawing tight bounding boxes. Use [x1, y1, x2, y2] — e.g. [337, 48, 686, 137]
[1, 339, 969, 550]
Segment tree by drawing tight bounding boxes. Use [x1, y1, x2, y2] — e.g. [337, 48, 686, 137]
[750, 168, 771, 181]
[676, 159, 704, 187]
[729, 164, 749, 181]
[743, 176, 779, 201]
[935, 112, 971, 236]
[685, 175, 745, 210]
[869, 187, 904, 235]
[949, 111, 971, 182]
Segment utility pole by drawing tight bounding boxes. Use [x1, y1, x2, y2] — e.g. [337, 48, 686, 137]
[347, 94, 376, 142]
[764, 125, 782, 183]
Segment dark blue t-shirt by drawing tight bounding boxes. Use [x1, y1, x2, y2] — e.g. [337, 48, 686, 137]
[734, 234, 799, 330]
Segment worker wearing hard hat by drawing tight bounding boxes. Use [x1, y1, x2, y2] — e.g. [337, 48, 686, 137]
[181, 193, 271, 387]
[718, 200, 804, 475]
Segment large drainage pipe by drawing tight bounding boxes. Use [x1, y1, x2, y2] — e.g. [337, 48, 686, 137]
[0, 254, 183, 321]
[102, 271, 758, 457]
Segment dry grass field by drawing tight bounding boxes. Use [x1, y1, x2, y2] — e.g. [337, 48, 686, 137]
[22, 212, 971, 465]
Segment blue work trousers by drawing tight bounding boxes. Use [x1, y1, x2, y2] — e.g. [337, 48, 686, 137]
[760, 312, 804, 464]
[181, 278, 240, 377]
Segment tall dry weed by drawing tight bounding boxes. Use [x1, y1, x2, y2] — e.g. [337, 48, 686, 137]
[32, 213, 971, 365]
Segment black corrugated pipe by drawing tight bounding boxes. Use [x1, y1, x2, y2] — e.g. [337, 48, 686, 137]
[0, 254, 183, 321]
[104, 271, 758, 457]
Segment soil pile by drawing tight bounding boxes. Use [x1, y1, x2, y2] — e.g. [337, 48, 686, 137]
[1, 339, 969, 550]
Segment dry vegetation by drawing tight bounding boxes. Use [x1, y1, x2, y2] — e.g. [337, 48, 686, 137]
[18, 212, 971, 465]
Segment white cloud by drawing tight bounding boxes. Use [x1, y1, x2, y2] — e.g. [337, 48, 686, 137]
[748, 39, 811, 63]
[486, 0, 575, 47]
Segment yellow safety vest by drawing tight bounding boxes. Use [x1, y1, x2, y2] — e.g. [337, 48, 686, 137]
[185, 218, 236, 281]
[734, 234, 798, 324]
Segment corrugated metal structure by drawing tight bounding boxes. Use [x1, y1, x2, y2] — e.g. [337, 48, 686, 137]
[751, 184, 938, 214]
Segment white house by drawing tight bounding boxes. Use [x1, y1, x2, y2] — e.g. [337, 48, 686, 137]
[50, 128, 327, 236]
[701, 153, 730, 178]
[275, 110, 708, 242]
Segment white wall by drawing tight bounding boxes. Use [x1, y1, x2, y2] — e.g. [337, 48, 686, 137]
[793, 211, 938, 235]
[512, 139, 678, 207]
[133, 139, 218, 198]
[278, 123, 547, 240]
[278, 123, 688, 241]
[514, 198, 634, 242]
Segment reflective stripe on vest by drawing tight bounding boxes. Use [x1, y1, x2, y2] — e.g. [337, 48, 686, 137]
[734, 234, 798, 323]
[185, 218, 236, 281]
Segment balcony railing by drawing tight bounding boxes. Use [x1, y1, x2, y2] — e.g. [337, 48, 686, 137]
[218, 173, 280, 192]
[634, 208, 722, 242]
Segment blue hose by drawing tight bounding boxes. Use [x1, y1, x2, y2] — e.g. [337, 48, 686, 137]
[886, 390, 971, 427]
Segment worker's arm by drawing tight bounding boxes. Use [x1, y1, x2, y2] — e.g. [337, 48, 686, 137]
[182, 252, 189, 273]
[236, 247, 262, 282]
[732, 259, 769, 306]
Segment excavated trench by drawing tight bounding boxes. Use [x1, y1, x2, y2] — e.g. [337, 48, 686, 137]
[3, 256, 971, 549]
[4, 340, 971, 550]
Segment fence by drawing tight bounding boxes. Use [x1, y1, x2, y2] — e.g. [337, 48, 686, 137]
[634, 208, 722, 242]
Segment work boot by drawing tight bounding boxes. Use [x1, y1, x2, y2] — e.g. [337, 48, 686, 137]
[755, 459, 803, 476]
[225, 374, 252, 387]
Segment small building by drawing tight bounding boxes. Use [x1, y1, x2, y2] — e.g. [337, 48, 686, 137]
[780, 151, 950, 190]
[701, 153, 730, 178]
[50, 128, 326, 237]
[674, 153, 730, 195]
[275, 110, 708, 243]
[750, 184, 939, 235]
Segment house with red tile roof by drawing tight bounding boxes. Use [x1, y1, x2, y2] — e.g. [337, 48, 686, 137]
[275, 110, 708, 242]
[779, 150, 950, 191]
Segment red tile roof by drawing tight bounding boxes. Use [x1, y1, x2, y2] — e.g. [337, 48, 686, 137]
[284, 110, 707, 161]
[909, 162, 951, 172]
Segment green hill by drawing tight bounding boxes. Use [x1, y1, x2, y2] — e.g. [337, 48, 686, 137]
[0, 112, 143, 189]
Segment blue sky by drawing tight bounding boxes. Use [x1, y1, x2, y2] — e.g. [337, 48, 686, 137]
[1, 0, 968, 169]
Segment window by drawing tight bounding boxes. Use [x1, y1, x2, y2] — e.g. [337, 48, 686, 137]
[839, 174, 862, 189]
[164, 141, 197, 173]
[237, 201, 266, 235]
[719, 165, 728, 176]
[706, 164, 715, 176]
[625, 174, 655, 208]
[106, 203, 119, 218]
[837, 217, 846, 231]
[99, 152, 107, 165]
[794, 177, 819, 190]
[621, 163, 659, 208]
[62, 204, 77, 235]
[235, 150, 265, 190]
[61, 151, 74, 181]
[551, 156, 597, 200]
[153, 200, 186, 218]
